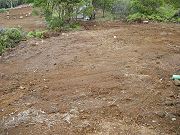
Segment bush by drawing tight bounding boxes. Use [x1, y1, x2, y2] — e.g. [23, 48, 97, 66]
[178, 18, 180, 23]
[0, 28, 23, 55]
[47, 17, 64, 29]
[5, 28, 22, 43]
[0, 8, 6, 13]
[127, 12, 145, 22]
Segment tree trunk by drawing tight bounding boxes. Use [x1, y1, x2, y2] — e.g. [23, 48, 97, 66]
[10, 0, 13, 8]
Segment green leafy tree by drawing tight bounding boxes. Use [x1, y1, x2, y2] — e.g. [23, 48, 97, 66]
[34, 0, 93, 28]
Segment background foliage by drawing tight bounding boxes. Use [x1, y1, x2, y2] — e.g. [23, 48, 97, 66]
[0, 0, 179, 23]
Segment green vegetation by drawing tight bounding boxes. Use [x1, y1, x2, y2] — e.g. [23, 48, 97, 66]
[1, 0, 179, 23]
[33, 0, 94, 29]
[32, 8, 41, 16]
[0, 8, 7, 13]
[93, 0, 114, 17]
[91, 0, 180, 22]
[0, 0, 30, 9]
[128, 0, 179, 22]
[0, 28, 24, 55]
[27, 30, 47, 38]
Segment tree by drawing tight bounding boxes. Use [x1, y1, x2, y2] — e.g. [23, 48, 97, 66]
[34, 0, 94, 28]
[112, 0, 130, 19]
[93, 0, 113, 17]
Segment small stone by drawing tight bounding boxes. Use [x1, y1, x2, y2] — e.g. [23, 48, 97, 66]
[19, 86, 25, 90]
[43, 79, 49, 82]
[114, 36, 117, 39]
[29, 82, 35, 86]
[44, 86, 49, 89]
[81, 116, 87, 119]
[25, 103, 33, 107]
[19, 16, 23, 19]
[172, 118, 176, 121]
[152, 120, 156, 123]
[100, 110, 105, 114]
[0, 108, 4, 112]
[143, 20, 149, 24]
[80, 110, 84, 113]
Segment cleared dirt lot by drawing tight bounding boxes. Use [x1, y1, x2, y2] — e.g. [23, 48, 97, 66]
[0, 20, 180, 134]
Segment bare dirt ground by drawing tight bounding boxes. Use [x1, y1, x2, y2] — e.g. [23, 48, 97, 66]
[0, 11, 180, 135]
[0, 6, 45, 31]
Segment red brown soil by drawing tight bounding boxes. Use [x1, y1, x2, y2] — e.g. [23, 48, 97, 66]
[0, 17, 180, 134]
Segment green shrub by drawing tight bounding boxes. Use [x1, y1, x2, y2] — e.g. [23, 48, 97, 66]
[0, 8, 6, 13]
[47, 17, 64, 29]
[0, 28, 23, 55]
[5, 28, 22, 42]
[178, 18, 180, 22]
[127, 12, 145, 22]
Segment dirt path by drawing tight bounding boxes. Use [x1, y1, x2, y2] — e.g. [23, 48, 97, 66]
[0, 22, 180, 135]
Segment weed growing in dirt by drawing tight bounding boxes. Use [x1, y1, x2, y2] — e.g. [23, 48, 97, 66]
[27, 30, 47, 39]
